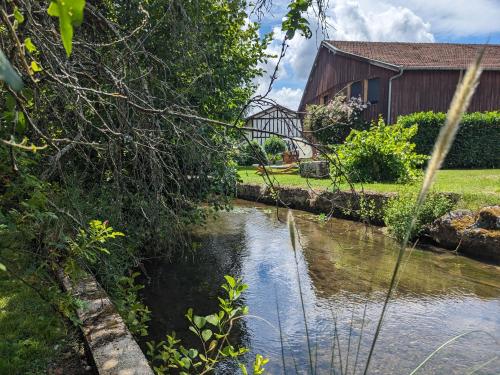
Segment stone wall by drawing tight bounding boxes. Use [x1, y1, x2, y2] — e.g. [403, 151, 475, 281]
[427, 206, 500, 262]
[237, 183, 394, 226]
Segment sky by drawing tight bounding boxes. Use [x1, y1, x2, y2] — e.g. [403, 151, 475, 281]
[250, 0, 500, 111]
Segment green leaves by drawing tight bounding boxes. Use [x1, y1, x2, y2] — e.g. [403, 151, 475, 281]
[282, 0, 312, 39]
[30, 61, 42, 73]
[24, 38, 37, 54]
[201, 329, 212, 342]
[192, 315, 206, 329]
[147, 275, 257, 374]
[47, 0, 86, 57]
[224, 275, 236, 288]
[14, 7, 25, 24]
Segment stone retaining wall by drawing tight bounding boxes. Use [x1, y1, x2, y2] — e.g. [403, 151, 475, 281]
[56, 270, 154, 375]
[237, 183, 394, 226]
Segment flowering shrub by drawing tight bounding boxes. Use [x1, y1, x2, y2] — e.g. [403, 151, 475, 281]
[337, 118, 427, 183]
[303, 95, 368, 144]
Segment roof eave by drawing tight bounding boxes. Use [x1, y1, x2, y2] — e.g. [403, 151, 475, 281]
[322, 41, 402, 72]
[404, 66, 500, 71]
[245, 103, 298, 121]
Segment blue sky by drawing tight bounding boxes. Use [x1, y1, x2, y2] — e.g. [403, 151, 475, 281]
[251, 0, 500, 110]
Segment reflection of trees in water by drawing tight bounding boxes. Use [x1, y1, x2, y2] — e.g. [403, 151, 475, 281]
[139, 213, 250, 353]
[288, 212, 500, 300]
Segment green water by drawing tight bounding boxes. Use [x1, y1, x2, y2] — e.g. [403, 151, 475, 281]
[142, 200, 500, 374]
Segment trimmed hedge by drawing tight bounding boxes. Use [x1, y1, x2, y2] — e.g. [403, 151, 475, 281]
[397, 111, 500, 168]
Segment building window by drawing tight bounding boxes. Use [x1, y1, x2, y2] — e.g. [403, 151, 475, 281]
[368, 78, 380, 104]
[323, 95, 329, 104]
[350, 81, 362, 99]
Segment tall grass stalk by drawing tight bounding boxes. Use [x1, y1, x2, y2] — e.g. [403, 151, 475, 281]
[466, 355, 498, 374]
[287, 210, 314, 374]
[344, 308, 355, 375]
[409, 330, 497, 375]
[362, 51, 484, 375]
[329, 310, 339, 375]
[275, 289, 288, 375]
[352, 301, 368, 375]
[330, 308, 344, 375]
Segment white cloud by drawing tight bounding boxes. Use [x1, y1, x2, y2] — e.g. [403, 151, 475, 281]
[253, 0, 435, 108]
[333, 1, 434, 42]
[367, 0, 500, 36]
[267, 87, 303, 111]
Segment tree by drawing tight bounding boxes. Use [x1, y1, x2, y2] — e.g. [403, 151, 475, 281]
[264, 136, 286, 163]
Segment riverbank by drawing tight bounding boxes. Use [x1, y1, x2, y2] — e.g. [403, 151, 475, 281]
[237, 167, 500, 210]
[236, 183, 500, 263]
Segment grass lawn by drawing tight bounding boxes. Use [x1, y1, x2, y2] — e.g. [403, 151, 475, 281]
[0, 254, 81, 374]
[237, 167, 500, 210]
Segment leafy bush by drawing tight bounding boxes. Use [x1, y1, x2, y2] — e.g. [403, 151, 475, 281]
[337, 118, 427, 183]
[235, 141, 268, 166]
[263, 135, 287, 155]
[397, 111, 500, 168]
[147, 275, 268, 375]
[384, 191, 456, 242]
[303, 95, 368, 144]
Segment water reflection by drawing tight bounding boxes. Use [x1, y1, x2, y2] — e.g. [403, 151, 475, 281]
[141, 200, 500, 374]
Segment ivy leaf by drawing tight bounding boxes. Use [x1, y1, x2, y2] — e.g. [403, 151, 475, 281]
[0, 49, 23, 91]
[24, 38, 37, 54]
[205, 314, 219, 326]
[14, 7, 24, 24]
[0, 263, 6, 272]
[201, 329, 212, 342]
[47, 0, 86, 57]
[193, 315, 206, 329]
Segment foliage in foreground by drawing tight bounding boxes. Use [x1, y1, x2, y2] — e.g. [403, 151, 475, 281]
[384, 191, 456, 242]
[147, 275, 267, 375]
[336, 118, 428, 183]
[397, 111, 500, 168]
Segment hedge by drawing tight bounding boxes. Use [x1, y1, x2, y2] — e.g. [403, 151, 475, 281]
[397, 111, 500, 168]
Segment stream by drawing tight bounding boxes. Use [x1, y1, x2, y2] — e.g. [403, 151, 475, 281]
[141, 200, 500, 374]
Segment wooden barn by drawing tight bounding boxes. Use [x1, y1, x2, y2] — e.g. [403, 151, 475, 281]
[245, 104, 302, 146]
[299, 41, 500, 123]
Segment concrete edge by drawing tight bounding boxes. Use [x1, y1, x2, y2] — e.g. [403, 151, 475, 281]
[56, 269, 154, 375]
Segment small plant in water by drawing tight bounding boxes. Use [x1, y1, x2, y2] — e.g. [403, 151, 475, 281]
[147, 275, 268, 374]
[316, 213, 328, 223]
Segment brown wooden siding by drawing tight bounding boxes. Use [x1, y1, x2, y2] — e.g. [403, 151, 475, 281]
[301, 45, 500, 124]
[391, 70, 500, 121]
[300, 47, 396, 122]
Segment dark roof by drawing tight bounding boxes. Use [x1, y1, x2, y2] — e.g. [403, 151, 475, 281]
[325, 41, 500, 70]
